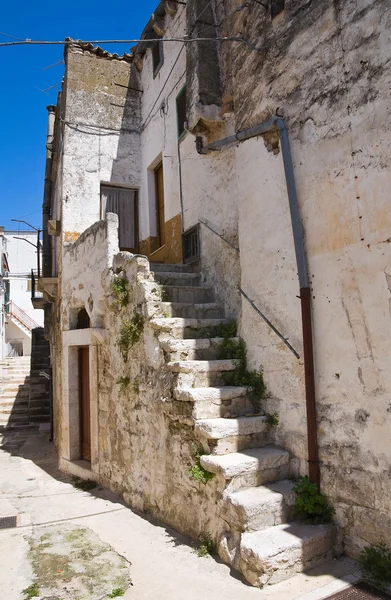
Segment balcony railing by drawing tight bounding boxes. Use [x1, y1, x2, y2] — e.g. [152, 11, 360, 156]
[6, 300, 40, 331]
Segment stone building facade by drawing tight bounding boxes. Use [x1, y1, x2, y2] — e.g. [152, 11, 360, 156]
[38, 0, 391, 587]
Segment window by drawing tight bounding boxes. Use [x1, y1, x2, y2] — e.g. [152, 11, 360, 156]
[176, 85, 187, 139]
[101, 185, 138, 252]
[152, 39, 164, 77]
[271, 0, 284, 19]
[154, 163, 165, 248]
[183, 225, 200, 264]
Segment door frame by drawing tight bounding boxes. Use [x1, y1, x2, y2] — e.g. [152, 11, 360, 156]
[61, 328, 104, 478]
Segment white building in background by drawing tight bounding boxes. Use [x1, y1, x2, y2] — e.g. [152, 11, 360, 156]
[0, 228, 9, 360]
[3, 230, 43, 356]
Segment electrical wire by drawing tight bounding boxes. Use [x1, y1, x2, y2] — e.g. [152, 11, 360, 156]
[0, 36, 261, 48]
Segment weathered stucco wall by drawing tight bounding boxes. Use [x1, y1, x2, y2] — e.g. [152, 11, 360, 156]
[61, 45, 141, 238]
[221, 0, 391, 557]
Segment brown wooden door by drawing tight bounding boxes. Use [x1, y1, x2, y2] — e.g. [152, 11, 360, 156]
[78, 347, 91, 461]
[155, 163, 165, 247]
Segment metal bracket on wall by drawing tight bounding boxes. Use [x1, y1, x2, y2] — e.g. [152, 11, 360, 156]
[239, 287, 300, 359]
[199, 220, 239, 252]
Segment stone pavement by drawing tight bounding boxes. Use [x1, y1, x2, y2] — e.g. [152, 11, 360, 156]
[0, 429, 361, 600]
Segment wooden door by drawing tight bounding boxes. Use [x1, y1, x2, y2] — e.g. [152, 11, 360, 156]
[78, 347, 91, 461]
[155, 163, 165, 247]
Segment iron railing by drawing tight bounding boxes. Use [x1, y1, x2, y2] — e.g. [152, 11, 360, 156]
[5, 300, 40, 331]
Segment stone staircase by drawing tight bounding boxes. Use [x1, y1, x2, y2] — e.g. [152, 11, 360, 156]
[28, 328, 50, 423]
[149, 263, 335, 588]
[0, 357, 32, 430]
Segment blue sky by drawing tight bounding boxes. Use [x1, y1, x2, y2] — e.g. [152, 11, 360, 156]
[0, 0, 157, 234]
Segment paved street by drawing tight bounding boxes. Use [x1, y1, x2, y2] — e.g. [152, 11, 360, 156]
[0, 428, 360, 600]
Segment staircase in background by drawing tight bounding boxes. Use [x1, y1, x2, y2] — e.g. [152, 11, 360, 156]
[0, 357, 33, 430]
[149, 263, 335, 588]
[6, 301, 40, 338]
[28, 328, 50, 423]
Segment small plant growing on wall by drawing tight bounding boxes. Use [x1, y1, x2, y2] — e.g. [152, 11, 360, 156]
[265, 412, 279, 427]
[111, 276, 129, 308]
[188, 446, 215, 484]
[118, 312, 145, 361]
[293, 476, 335, 524]
[215, 321, 268, 413]
[117, 376, 130, 393]
[360, 542, 391, 590]
[194, 533, 217, 557]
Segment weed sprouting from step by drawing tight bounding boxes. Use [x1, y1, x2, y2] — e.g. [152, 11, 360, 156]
[293, 476, 335, 524]
[216, 330, 267, 413]
[265, 412, 279, 427]
[188, 446, 215, 484]
[118, 313, 145, 361]
[117, 376, 130, 392]
[109, 587, 125, 597]
[205, 320, 237, 339]
[22, 583, 39, 599]
[72, 476, 97, 492]
[360, 542, 391, 590]
[194, 533, 217, 557]
[111, 277, 129, 308]
[132, 378, 140, 394]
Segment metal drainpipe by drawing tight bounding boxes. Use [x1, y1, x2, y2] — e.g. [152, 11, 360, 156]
[42, 105, 56, 278]
[196, 117, 320, 488]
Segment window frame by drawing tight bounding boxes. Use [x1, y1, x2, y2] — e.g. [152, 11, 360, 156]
[152, 38, 164, 78]
[176, 84, 187, 140]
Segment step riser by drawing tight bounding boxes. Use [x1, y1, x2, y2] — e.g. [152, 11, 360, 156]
[151, 264, 194, 273]
[160, 304, 224, 319]
[207, 432, 270, 455]
[154, 273, 201, 287]
[176, 372, 231, 387]
[228, 465, 291, 493]
[192, 397, 255, 420]
[167, 287, 214, 303]
[224, 498, 296, 533]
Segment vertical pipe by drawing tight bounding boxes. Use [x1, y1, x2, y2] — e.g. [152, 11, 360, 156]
[276, 119, 320, 488]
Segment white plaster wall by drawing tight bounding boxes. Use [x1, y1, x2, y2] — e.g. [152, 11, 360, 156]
[5, 232, 43, 325]
[61, 49, 141, 238]
[139, 6, 187, 242]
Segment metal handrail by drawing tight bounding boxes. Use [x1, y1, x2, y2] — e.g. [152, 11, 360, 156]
[6, 300, 40, 331]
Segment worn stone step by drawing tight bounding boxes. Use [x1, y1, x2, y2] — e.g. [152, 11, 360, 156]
[166, 285, 214, 304]
[154, 272, 201, 287]
[150, 263, 194, 273]
[152, 318, 228, 340]
[224, 480, 296, 533]
[168, 359, 238, 387]
[160, 302, 224, 319]
[239, 522, 335, 587]
[201, 447, 290, 491]
[174, 386, 253, 419]
[196, 416, 269, 454]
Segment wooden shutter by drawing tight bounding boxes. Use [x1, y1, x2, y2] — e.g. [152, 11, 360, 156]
[101, 185, 138, 251]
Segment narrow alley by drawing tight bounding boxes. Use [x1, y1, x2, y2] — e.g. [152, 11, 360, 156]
[0, 365, 359, 600]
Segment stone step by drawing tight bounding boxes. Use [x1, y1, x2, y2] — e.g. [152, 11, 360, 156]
[239, 522, 335, 587]
[168, 359, 238, 387]
[160, 302, 224, 319]
[154, 272, 201, 287]
[150, 263, 194, 273]
[161, 337, 237, 361]
[29, 414, 50, 423]
[224, 480, 296, 533]
[166, 285, 214, 304]
[200, 447, 290, 492]
[195, 416, 269, 454]
[0, 406, 28, 415]
[174, 386, 253, 419]
[152, 318, 228, 340]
